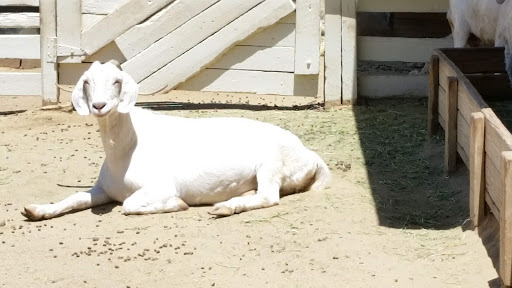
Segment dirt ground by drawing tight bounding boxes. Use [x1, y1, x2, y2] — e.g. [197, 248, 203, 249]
[0, 98, 501, 287]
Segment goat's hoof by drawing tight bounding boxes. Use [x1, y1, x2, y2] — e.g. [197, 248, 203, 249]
[21, 206, 42, 221]
[208, 206, 234, 217]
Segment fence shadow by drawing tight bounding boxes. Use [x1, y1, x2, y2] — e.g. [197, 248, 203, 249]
[353, 98, 469, 230]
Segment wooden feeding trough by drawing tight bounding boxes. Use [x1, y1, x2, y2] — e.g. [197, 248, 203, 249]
[428, 47, 512, 287]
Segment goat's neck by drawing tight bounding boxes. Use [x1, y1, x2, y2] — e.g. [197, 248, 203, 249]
[97, 111, 137, 163]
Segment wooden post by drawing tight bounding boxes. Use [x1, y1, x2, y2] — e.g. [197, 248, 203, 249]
[56, 0, 82, 63]
[427, 54, 440, 138]
[444, 76, 458, 173]
[469, 112, 485, 227]
[501, 151, 512, 287]
[40, 0, 59, 105]
[324, 0, 342, 106]
[295, 0, 320, 75]
[341, 0, 357, 105]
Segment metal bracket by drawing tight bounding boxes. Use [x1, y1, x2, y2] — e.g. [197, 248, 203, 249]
[57, 45, 86, 57]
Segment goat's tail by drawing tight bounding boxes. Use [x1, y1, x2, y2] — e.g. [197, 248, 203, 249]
[310, 153, 331, 191]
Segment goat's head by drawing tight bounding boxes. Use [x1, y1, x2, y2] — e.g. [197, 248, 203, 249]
[71, 60, 138, 117]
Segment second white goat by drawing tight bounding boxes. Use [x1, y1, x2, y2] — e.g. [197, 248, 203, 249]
[22, 61, 331, 220]
[447, 0, 501, 47]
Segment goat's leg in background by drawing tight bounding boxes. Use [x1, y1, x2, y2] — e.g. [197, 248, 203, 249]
[122, 185, 189, 215]
[22, 185, 113, 220]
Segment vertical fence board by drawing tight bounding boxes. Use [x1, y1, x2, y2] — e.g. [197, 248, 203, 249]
[295, 0, 320, 74]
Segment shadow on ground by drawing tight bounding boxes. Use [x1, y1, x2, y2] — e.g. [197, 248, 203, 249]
[353, 98, 469, 230]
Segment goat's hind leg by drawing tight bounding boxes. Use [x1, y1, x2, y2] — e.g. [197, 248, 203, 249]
[122, 185, 189, 215]
[209, 168, 281, 217]
[22, 185, 113, 221]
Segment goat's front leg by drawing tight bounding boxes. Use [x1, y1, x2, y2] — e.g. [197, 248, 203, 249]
[122, 185, 189, 215]
[22, 185, 112, 221]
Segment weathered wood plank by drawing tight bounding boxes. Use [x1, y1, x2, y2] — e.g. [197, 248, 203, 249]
[501, 151, 512, 286]
[177, 69, 318, 96]
[457, 111, 470, 161]
[209, 46, 294, 72]
[123, 0, 265, 82]
[81, 0, 175, 55]
[438, 85, 446, 122]
[486, 190, 500, 220]
[0, 12, 39, 28]
[138, 0, 296, 93]
[295, 0, 320, 75]
[82, 0, 129, 15]
[114, 0, 219, 60]
[457, 142, 469, 167]
[57, 0, 81, 53]
[457, 83, 485, 122]
[439, 112, 446, 131]
[341, 0, 357, 104]
[482, 108, 512, 176]
[445, 77, 458, 172]
[0, 59, 20, 68]
[357, 0, 449, 12]
[428, 55, 439, 137]
[439, 59, 456, 91]
[239, 23, 295, 47]
[1, 0, 39, 6]
[470, 112, 485, 227]
[324, 0, 341, 105]
[40, 0, 59, 104]
[486, 154, 502, 214]
[0, 72, 40, 95]
[358, 36, 453, 62]
[358, 75, 428, 98]
[0, 35, 39, 59]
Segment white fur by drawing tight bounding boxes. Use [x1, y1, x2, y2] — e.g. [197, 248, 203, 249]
[22, 61, 331, 220]
[496, 0, 512, 85]
[447, 0, 501, 47]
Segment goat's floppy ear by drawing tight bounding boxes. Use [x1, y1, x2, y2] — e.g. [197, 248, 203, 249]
[117, 71, 138, 114]
[71, 76, 90, 116]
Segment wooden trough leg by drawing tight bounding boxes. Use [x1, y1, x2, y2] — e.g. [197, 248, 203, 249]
[501, 151, 512, 288]
[444, 77, 458, 173]
[469, 112, 485, 227]
[427, 55, 440, 138]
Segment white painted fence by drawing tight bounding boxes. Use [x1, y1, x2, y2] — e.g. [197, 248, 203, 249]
[0, 0, 41, 96]
[331, 0, 452, 103]
[42, 0, 323, 106]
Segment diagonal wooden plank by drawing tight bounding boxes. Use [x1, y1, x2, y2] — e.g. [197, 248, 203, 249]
[114, 0, 219, 60]
[138, 0, 296, 93]
[81, 0, 175, 55]
[122, 0, 265, 82]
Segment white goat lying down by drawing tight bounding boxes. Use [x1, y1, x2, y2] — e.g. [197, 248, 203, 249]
[22, 61, 331, 220]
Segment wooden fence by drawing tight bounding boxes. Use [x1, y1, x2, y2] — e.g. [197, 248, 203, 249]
[336, 0, 452, 104]
[34, 0, 324, 106]
[0, 0, 41, 96]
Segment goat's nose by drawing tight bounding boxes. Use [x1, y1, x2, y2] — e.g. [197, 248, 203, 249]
[92, 102, 107, 110]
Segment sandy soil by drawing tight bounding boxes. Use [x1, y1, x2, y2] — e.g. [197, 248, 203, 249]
[0, 99, 500, 287]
